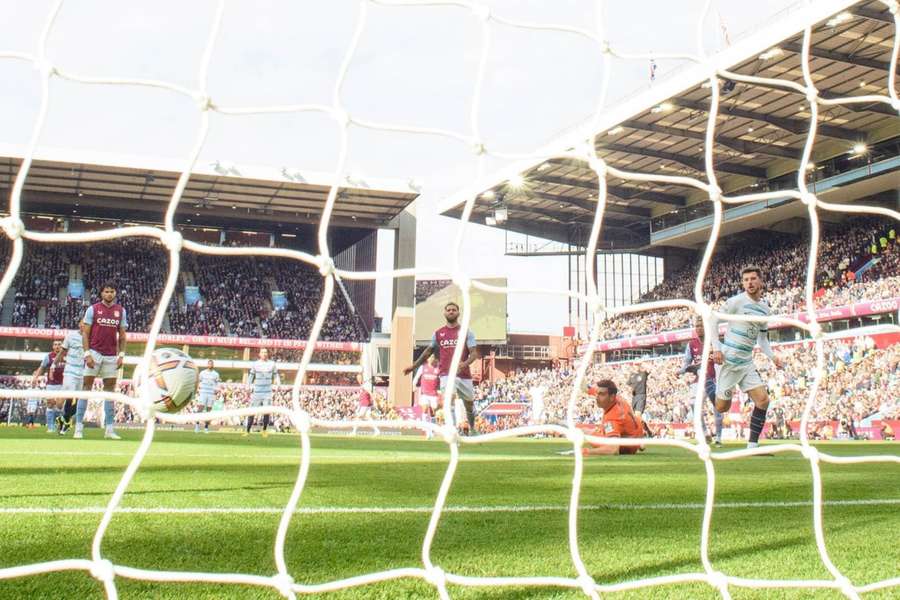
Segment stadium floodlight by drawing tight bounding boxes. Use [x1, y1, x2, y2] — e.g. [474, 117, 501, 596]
[281, 167, 306, 183]
[650, 102, 673, 113]
[407, 178, 423, 192]
[485, 216, 496, 226]
[607, 126, 624, 135]
[481, 190, 495, 200]
[851, 143, 868, 155]
[758, 47, 783, 60]
[507, 174, 525, 189]
[826, 11, 853, 27]
[212, 160, 239, 176]
[494, 206, 508, 223]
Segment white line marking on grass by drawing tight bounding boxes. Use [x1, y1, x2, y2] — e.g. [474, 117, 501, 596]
[2, 498, 899, 515]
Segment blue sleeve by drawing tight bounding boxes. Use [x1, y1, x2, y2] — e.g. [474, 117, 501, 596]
[430, 333, 439, 354]
[40, 355, 50, 369]
[466, 330, 477, 348]
[120, 307, 128, 329]
[83, 305, 94, 325]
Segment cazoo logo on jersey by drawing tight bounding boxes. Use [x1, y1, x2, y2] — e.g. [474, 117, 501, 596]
[96, 317, 120, 326]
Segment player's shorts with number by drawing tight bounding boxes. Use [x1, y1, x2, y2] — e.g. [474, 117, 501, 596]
[62, 372, 83, 391]
[26, 399, 38, 413]
[717, 362, 764, 399]
[439, 376, 474, 402]
[420, 394, 439, 409]
[83, 350, 118, 379]
[250, 393, 272, 407]
[198, 392, 216, 408]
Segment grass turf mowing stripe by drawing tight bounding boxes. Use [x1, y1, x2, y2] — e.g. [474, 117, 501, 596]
[2, 497, 898, 515]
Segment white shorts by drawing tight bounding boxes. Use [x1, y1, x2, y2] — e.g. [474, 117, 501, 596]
[420, 394, 439, 409]
[198, 392, 216, 408]
[83, 350, 119, 379]
[717, 362, 765, 401]
[62, 372, 83, 391]
[46, 384, 62, 392]
[250, 393, 272, 407]
[439, 376, 474, 402]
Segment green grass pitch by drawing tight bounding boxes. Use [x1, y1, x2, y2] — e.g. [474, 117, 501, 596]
[0, 427, 897, 599]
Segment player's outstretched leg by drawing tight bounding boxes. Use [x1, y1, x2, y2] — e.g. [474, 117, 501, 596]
[244, 416, 255, 437]
[103, 399, 120, 440]
[59, 399, 76, 435]
[261, 414, 270, 438]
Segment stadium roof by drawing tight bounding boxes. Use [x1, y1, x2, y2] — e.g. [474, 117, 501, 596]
[0, 144, 420, 231]
[439, 0, 899, 252]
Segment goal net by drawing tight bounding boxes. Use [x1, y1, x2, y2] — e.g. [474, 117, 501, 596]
[1, 0, 898, 599]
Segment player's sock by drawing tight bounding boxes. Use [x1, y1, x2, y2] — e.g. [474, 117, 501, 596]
[46, 409, 56, 431]
[464, 401, 476, 434]
[748, 406, 767, 444]
[714, 411, 724, 443]
[63, 399, 77, 425]
[246, 416, 255, 433]
[75, 399, 87, 426]
[262, 414, 270, 431]
[103, 400, 115, 430]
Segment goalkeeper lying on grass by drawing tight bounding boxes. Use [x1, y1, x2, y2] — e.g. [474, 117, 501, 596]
[560, 379, 645, 456]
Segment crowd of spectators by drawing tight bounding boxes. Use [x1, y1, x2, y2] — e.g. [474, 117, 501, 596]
[600, 217, 899, 340]
[415, 279, 451, 303]
[4, 240, 367, 342]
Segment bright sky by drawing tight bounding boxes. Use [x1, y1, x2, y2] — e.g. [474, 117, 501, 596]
[0, 0, 800, 335]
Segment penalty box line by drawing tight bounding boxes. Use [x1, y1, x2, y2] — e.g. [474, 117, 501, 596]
[2, 498, 899, 515]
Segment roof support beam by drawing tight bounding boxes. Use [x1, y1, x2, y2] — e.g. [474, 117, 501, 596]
[850, 6, 895, 23]
[619, 119, 802, 160]
[601, 142, 767, 179]
[536, 169, 686, 206]
[671, 98, 859, 142]
[780, 41, 899, 74]
[527, 189, 651, 218]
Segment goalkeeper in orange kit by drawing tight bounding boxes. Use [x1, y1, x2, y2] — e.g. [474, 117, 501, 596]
[583, 379, 645, 455]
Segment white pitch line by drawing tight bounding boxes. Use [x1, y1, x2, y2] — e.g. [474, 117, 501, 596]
[1, 498, 898, 515]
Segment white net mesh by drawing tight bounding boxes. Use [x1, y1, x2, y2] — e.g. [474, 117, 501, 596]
[1, 0, 899, 598]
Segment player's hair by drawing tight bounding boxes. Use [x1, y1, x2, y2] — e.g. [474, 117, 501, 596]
[100, 280, 117, 292]
[594, 379, 617, 396]
[444, 301, 460, 310]
[741, 265, 763, 278]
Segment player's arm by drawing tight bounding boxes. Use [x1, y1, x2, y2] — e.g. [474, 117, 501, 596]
[757, 330, 782, 368]
[403, 341, 434, 375]
[457, 330, 480, 374]
[709, 299, 735, 365]
[247, 367, 256, 386]
[81, 311, 95, 368]
[116, 308, 128, 368]
[412, 365, 424, 387]
[31, 356, 48, 386]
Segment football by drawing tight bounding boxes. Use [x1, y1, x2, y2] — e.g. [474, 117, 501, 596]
[139, 348, 199, 413]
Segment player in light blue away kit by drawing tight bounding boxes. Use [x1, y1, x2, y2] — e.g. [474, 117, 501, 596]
[711, 266, 783, 450]
[56, 329, 85, 437]
[244, 348, 280, 438]
[195, 359, 221, 434]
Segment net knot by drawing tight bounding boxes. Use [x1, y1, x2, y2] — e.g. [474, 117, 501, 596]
[576, 574, 596, 596]
[471, 141, 486, 155]
[801, 445, 819, 463]
[708, 570, 728, 592]
[799, 191, 817, 207]
[90, 559, 115, 583]
[696, 444, 711, 461]
[566, 427, 585, 448]
[600, 40, 611, 54]
[587, 155, 607, 179]
[440, 424, 458, 444]
[471, 4, 491, 21]
[807, 321, 823, 339]
[707, 185, 722, 204]
[162, 230, 183, 253]
[452, 273, 471, 293]
[805, 89, 819, 105]
[293, 409, 311, 434]
[835, 576, 856, 597]
[35, 59, 56, 78]
[587, 296, 604, 317]
[332, 108, 350, 127]
[0, 217, 24, 240]
[194, 93, 212, 111]
[425, 565, 447, 588]
[271, 573, 296, 599]
[318, 256, 335, 278]
[890, 97, 900, 113]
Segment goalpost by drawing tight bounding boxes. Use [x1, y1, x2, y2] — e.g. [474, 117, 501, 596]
[0, 0, 898, 599]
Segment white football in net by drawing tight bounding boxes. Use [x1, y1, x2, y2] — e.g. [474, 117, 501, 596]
[139, 348, 199, 413]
